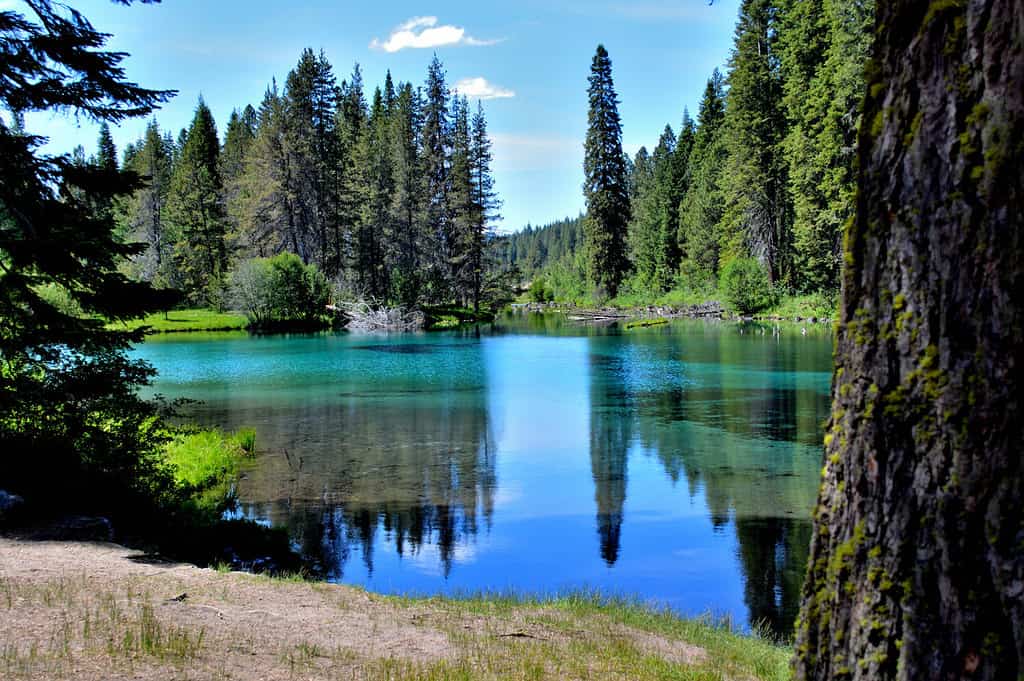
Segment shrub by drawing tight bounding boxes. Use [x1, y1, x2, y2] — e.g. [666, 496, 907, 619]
[528, 277, 554, 303]
[720, 257, 776, 314]
[229, 253, 329, 326]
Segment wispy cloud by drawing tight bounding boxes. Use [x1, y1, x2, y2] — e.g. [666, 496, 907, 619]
[370, 16, 501, 53]
[453, 77, 515, 100]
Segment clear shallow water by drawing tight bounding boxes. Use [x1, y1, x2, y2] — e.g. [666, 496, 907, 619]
[134, 313, 833, 636]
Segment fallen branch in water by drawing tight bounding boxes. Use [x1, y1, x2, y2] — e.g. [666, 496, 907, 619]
[335, 300, 425, 332]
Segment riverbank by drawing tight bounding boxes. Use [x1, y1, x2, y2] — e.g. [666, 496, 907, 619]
[517, 300, 835, 327]
[0, 537, 792, 680]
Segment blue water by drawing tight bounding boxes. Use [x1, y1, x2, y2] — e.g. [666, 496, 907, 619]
[134, 313, 833, 635]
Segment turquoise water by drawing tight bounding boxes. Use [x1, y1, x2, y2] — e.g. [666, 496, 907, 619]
[134, 313, 833, 636]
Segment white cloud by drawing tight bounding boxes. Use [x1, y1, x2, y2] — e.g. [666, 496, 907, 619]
[452, 77, 515, 100]
[370, 16, 501, 53]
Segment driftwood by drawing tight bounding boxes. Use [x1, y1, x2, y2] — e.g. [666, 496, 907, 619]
[333, 301, 425, 332]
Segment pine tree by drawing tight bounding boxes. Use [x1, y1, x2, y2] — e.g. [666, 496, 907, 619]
[468, 101, 500, 312]
[449, 95, 475, 306]
[335, 64, 367, 278]
[421, 55, 453, 302]
[234, 81, 291, 258]
[651, 124, 681, 290]
[166, 98, 228, 305]
[221, 105, 257, 253]
[221, 106, 256, 186]
[720, 0, 791, 284]
[780, 0, 874, 293]
[388, 82, 425, 305]
[96, 122, 118, 172]
[679, 70, 728, 282]
[628, 146, 660, 290]
[353, 87, 393, 300]
[0, 0, 177, 508]
[122, 119, 176, 286]
[583, 45, 631, 299]
[283, 48, 338, 271]
[92, 122, 120, 223]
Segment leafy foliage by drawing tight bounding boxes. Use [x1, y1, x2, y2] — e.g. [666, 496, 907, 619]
[229, 253, 329, 327]
[720, 258, 776, 314]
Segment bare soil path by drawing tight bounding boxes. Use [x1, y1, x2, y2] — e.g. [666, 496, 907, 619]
[0, 537, 787, 680]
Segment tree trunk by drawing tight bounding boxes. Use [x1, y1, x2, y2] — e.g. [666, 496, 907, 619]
[793, 2, 1023, 680]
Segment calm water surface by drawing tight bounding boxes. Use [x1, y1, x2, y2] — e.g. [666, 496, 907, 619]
[134, 313, 833, 636]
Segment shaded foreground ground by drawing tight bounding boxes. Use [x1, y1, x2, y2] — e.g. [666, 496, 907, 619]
[0, 538, 792, 680]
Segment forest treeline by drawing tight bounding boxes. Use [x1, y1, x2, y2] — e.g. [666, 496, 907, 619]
[84, 50, 506, 316]
[502, 0, 874, 310]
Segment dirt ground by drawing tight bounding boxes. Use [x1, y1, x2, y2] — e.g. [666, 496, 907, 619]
[0, 537, 716, 680]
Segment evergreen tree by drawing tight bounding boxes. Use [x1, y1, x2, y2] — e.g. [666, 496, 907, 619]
[0, 0, 177, 509]
[628, 146, 659, 289]
[353, 87, 393, 300]
[679, 70, 728, 282]
[583, 45, 631, 299]
[166, 98, 228, 305]
[96, 122, 118, 172]
[780, 0, 874, 293]
[421, 55, 453, 301]
[720, 0, 791, 285]
[221, 106, 256, 186]
[388, 82, 425, 305]
[651, 124, 681, 290]
[449, 95, 475, 306]
[468, 101, 500, 311]
[91, 122, 119, 223]
[283, 48, 338, 271]
[335, 63, 367, 277]
[235, 81, 291, 258]
[221, 105, 257, 252]
[122, 119, 176, 286]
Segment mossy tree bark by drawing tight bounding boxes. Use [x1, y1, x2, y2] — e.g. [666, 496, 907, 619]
[793, 1, 1023, 680]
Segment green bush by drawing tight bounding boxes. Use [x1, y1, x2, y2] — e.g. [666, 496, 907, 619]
[528, 277, 554, 303]
[230, 253, 329, 326]
[720, 258, 776, 314]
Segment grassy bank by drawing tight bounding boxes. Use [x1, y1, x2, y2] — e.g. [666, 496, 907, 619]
[524, 288, 838, 322]
[111, 309, 249, 334]
[0, 538, 793, 680]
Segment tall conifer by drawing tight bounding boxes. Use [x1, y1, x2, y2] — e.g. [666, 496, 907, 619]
[166, 98, 227, 305]
[721, 0, 791, 284]
[583, 45, 631, 299]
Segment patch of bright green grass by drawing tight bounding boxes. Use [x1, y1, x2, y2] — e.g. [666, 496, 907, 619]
[163, 428, 258, 513]
[110, 309, 249, 334]
[760, 292, 837, 320]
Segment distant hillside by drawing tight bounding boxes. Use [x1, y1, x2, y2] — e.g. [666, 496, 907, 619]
[497, 215, 584, 279]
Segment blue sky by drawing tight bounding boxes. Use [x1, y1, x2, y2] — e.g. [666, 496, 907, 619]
[21, 0, 741, 232]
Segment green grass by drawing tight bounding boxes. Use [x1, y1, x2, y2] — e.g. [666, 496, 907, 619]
[109, 309, 249, 334]
[162, 428, 257, 512]
[163, 429, 244, 490]
[380, 590, 793, 681]
[759, 292, 837, 320]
